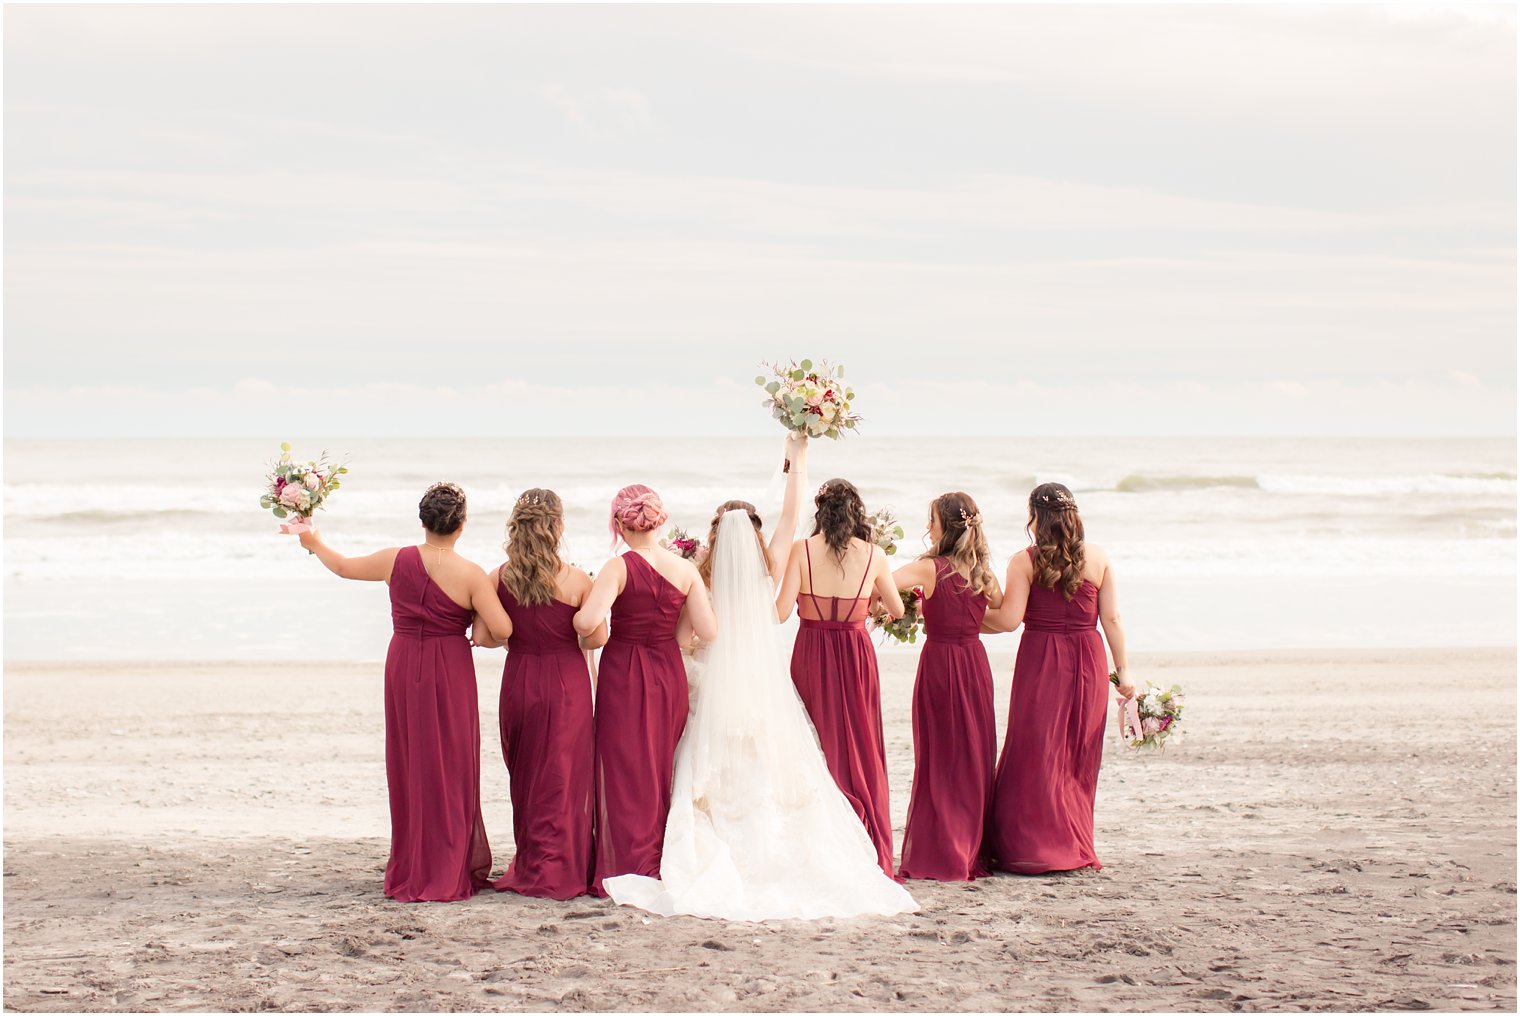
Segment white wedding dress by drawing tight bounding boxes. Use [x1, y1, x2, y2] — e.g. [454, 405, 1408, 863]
[603, 510, 919, 921]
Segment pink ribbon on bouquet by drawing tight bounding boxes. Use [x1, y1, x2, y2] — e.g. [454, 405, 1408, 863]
[279, 515, 315, 535]
[1115, 695, 1142, 745]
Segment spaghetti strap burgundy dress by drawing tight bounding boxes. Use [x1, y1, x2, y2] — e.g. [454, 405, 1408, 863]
[790, 541, 896, 878]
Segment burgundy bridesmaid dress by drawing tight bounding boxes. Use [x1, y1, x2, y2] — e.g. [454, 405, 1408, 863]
[897, 558, 996, 881]
[492, 578, 595, 900]
[790, 541, 896, 878]
[382, 546, 492, 902]
[591, 551, 688, 896]
[987, 547, 1108, 874]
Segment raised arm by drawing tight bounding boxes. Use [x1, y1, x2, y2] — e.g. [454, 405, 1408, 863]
[767, 433, 809, 587]
[1096, 553, 1134, 699]
[680, 570, 719, 642]
[573, 557, 625, 637]
[298, 529, 399, 582]
[982, 551, 1032, 633]
[774, 539, 806, 622]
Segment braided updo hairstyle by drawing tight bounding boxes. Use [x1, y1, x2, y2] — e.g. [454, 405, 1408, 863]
[608, 483, 669, 548]
[418, 481, 467, 536]
[698, 499, 774, 588]
[502, 488, 564, 606]
[922, 490, 999, 600]
[812, 478, 872, 566]
[1028, 482, 1085, 600]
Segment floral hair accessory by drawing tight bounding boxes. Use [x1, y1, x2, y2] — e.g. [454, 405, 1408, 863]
[959, 508, 983, 528]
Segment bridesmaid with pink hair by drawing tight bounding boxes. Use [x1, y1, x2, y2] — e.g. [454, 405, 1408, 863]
[574, 484, 717, 895]
[775, 478, 904, 877]
[982, 482, 1135, 874]
[298, 482, 515, 902]
[888, 491, 1003, 882]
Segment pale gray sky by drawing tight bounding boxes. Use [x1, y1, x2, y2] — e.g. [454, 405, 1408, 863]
[4, 3, 1515, 436]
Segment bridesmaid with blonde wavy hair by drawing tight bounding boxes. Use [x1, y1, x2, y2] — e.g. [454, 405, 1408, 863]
[888, 491, 1003, 882]
[474, 488, 607, 900]
[574, 484, 717, 895]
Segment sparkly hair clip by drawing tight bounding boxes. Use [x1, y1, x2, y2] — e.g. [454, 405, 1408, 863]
[817, 483, 831, 497]
[515, 492, 544, 507]
[425, 480, 464, 498]
[959, 508, 982, 528]
[1037, 492, 1077, 510]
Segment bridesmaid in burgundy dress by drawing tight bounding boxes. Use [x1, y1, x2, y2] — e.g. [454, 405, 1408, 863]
[473, 488, 608, 900]
[775, 479, 904, 878]
[299, 482, 515, 902]
[574, 484, 717, 896]
[887, 492, 1003, 881]
[982, 482, 1135, 874]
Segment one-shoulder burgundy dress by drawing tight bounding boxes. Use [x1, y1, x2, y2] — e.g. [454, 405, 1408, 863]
[591, 551, 688, 896]
[493, 577, 596, 899]
[790, 541, 896, 878]
[987, 547, 1108, 874]
[382, 545, 491, 902]
[898, 558, 996, 881]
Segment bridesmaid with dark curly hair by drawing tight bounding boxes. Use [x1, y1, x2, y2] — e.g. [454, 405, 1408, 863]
[775, 478, 904, 877]
[982, 482, 1134, 874]
[299, 481, 514, 902]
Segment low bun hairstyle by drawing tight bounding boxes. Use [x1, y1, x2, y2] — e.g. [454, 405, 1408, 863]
[609, 483, 669, 548]
[922, 491, 999, 601]
[1028, 482, 1085, 600]
[419, 481, 467, 536]
[812, 478, 872, 564]
[502, 488, 564, 606]
[698, 499, 774, 587]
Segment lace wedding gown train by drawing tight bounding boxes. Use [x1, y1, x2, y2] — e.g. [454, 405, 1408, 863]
[602, 510, 919, 921]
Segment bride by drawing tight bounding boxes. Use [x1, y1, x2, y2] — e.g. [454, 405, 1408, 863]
[603, 436, 918, 921]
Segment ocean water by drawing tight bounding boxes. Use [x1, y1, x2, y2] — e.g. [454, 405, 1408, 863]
[3, 436, 1514, 661]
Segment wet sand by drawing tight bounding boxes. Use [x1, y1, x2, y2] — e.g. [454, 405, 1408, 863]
[3, 648, 1515, 1012]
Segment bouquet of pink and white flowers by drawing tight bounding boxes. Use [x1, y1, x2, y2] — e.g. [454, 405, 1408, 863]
[1112, 673, 1185, 749]
[865, 506, 905, 557]
[260, 443, 347, 534]
[659, 525, 707, 563]
[755, 359, 861, 444]
[871, 585, 924, 645]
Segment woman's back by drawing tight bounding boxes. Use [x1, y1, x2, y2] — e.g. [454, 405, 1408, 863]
[798, 536, 874, 624]
[610, 551, 687, 643]
[390, 546, 473, 637]
[496, 566, 582, 654]
[1021, 546, 1100, 633]
[921, 559, 988, 641]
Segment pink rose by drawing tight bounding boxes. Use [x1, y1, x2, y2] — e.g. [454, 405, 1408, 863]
[279, 484, 310, 509]
[302, 472, 322, 490]
[1141, 717, 1161, 737]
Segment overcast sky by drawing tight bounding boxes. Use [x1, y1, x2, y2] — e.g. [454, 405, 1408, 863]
[4, 3, 1515, 437]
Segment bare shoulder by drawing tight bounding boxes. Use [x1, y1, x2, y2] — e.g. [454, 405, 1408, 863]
[1086, 543, 1111, 569]
[1009, 548, 1036, 574]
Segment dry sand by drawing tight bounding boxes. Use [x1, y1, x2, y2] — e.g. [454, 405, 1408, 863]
[3, 648, 1515, 1012]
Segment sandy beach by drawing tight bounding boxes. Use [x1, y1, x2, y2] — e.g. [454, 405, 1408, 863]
[3, 647, 1515, 1012]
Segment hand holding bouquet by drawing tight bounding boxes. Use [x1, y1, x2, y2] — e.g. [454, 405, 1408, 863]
[261, 443, 347, 535]
[755, 359, 861, 463]
[1111, 672, 1185, 749]
[871, 585, 925, 644]
[659, 525, 707, 564]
